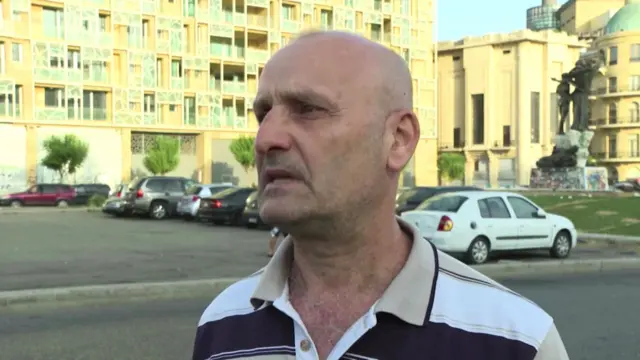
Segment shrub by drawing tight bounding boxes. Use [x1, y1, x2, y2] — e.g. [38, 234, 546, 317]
[87, 194, 107, 208]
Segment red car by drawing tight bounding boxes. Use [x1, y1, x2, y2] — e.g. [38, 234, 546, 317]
[0, 184, 77, 207]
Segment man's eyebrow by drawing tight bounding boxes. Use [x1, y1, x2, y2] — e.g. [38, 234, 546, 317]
[254, 89, 339, 110]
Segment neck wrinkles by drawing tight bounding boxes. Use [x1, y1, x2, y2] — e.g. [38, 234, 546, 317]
[289, 212, 411, 295]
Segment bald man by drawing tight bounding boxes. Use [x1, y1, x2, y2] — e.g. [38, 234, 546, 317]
[192, 31, 569, 360]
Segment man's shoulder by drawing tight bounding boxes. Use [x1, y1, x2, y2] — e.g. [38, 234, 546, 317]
[197, 268, 264, 326]
[432, 252, 553, 350]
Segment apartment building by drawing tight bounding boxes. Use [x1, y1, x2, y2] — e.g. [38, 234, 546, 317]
[556, 0, 627, 40]
[588, 0, 640, 181]
[437, 29, 587, 188]
[0, 0, 436, 192]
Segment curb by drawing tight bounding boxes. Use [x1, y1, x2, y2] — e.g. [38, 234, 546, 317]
[577, 233, 640, 244]
[2, 257, 640, 307]
[0, 207, 91, 215]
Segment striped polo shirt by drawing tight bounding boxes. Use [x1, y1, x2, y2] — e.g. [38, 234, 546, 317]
[193, 219, 569, 360]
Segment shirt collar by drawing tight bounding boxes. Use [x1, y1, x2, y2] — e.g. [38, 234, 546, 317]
[250, 217, 439, 326]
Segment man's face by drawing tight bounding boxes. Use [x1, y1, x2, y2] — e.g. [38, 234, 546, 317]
[253, 40, 385, 228]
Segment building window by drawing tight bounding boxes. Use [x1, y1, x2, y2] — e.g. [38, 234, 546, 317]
[472, 94, 484, 145]
[608, 135, 617, 158]
[609, 46, 618, 65]
[144, 94, 155, 113]
[184, 96, 195, 125]
[82, 90, 107, 120]
[630, 75, 640, 91]
[530, 91, 540, 144]
[320, 9, 332, 28]
[43, 7, 64, 39]
[503, 125, 511, 146]
[631, 44, 640, 62]
[629, 134, 640, 158]
[453, 127, 462, 147]
[609, 103, 618, 124]
[608, 77, 617, 93]
[83, 60, 108, 82]
[0, 41, 5, 74]
[142, 19, 150, 48]
[183, 0, 195, 17]
[550, 92, 558, 133]
[370, 24, 381, 41]
[0, 84, 21, 117]
[11, 43, 22, 62]
[281, 4, 294, 20]
[631, 102, 640, 123]
[99, 14, 108, 32]
[171, 59, 182, 78]
[44, 87, 65, 107]
[67, 49, 81, 69]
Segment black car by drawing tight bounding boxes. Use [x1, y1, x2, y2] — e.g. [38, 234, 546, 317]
[198, 187, 256, 225]
[395, 186, 483, 215]
[241, 190, 268, 228]
[72, 183, 111, 205]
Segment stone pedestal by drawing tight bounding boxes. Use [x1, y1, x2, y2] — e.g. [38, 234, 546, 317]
[529, 167, 609, 190]
[553, 130, 594, 167]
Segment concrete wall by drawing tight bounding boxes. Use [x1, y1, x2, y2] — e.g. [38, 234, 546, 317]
[0, 125, 28, 194]
[210, 139, 257, 186]
[35, 127, 123, 188]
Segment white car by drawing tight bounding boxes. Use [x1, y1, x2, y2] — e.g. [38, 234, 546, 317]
[177, 183, 234, 219]
[401, 191, 577, 265]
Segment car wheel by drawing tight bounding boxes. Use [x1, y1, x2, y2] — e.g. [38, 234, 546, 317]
[150, 202, 168, 220]
[466, 237, 490, 265]
[9, 200, 21, 208]
[550, 230, 572, 259]
[56, 200, 69, 208]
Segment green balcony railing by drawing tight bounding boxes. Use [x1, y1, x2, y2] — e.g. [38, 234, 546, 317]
[171, 77, 184, 89]
[0, 103, 19, 117]
[223, 81, 246, 95]
[281, 19, 300, 33]
[82, 107, 107, 121]
[35, 107, 67, 121]
[234, 13, 246, 25]
[34, 68, 65, 82]
[246, 48, 269, 62]
[210, 78, 222, 91]
[247, 0, 269, 7]
[247, 14, 268, 27]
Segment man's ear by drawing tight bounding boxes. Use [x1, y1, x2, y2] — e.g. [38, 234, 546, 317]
[386, 110, 420, 172]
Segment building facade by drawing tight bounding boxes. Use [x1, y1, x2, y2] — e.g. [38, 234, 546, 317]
[589, 0, 640, 181]
[0, 0, 436, 193]
[526, 0, 560, 32]
[556, 0, 626, 40]
[437, 29, 587, 188]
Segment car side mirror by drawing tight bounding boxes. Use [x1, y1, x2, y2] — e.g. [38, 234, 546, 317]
[535, 209, 546, 218]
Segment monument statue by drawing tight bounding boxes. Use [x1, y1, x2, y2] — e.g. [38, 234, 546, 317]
[531, 49, 609, 190]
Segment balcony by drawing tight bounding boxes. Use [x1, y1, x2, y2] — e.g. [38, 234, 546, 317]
[591, 85, 640, 98]
[34, 67, 66, 83]
[35, 106, 67, 121]
[82, 107, 108, 121]
[234, 13, 247, 25]
[246, 48, 269, 63]
[281, 19, 300, 33]
[0, 103, 20, 117]
[247, 14, 268, 28]
[223, 81, 246, 95]
[143, 112, 158, 125]
[588, 116, 640, 128]
[246, 0, 269, 7]
[438, 142, 465, 151]
[171, 77, 184, 89]
[592, 151, 640, 162]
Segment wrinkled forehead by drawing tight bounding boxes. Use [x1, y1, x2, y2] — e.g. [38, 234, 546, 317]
[257, 43, 365, 104]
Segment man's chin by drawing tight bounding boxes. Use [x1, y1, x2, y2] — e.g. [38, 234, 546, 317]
[259, 198, 307, 226]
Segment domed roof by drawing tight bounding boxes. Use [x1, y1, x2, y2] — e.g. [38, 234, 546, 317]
[604, 0, 640, 35]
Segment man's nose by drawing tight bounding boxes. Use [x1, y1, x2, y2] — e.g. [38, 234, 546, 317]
[255, 107, 291, 155]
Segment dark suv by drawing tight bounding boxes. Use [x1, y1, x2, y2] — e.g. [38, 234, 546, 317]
[0, 184, 76, 207]
[72, 183, 111, 205]
[395, 186, 483, 215]
[124, 176, 198, 219]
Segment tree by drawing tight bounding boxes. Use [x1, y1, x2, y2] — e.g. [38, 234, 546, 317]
[437, 153, 465, 184]
[143, 136, 180, 175]
[229, 136, 256, 173]
[41, 134, 89, 182]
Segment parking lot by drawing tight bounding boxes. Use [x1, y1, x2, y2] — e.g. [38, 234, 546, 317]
[1, 210, 638, 292]
[0, 211, 271, 291]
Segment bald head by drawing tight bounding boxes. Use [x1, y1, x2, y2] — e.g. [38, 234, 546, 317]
[278, 30, 413, 116]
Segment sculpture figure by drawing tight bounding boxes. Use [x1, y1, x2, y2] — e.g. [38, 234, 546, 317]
[553, 74, 572, 134]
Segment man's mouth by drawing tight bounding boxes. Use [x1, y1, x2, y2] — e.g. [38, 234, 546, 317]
[263, 168, 299, 184]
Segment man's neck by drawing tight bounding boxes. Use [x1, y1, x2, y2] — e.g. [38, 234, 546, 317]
[288, 212, 411, 296]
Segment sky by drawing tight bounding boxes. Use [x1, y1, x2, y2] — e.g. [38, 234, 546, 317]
[437, 0, 569, 41]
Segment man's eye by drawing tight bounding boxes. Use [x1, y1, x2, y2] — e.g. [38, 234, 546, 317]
[295, 103, 320, 114]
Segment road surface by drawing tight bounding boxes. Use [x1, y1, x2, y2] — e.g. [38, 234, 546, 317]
[1, 270, 640, 359]
[0, 211, 638, 291]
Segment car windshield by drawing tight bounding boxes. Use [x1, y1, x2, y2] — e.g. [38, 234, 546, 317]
[415, 194, 468, 212]
[186, 186, 202, 195]
[210, 187, 240, 198]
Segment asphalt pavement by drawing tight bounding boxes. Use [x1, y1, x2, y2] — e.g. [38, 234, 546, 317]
[1, 211, 639, 292]
[1, 270, 639, 360]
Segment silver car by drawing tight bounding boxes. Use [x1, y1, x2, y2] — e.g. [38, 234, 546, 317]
[177, 183, 235, 219]
[124, 176, 198, 219]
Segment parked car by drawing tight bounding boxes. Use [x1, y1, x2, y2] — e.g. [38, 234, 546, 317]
[72, 183, 111, 205]
[123, 176, 199, 219]
[0, 184, 76, 207]
[102, 184, 131, 217]
[177, 183, 235, 220]
[198, 187, 256, 225]
[400, 191, 577, 265]
[395, 186, 482, 215]
[241, 190, 268, 228]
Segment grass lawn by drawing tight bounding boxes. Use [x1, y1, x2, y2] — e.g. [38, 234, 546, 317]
[526, 195, 640, 236]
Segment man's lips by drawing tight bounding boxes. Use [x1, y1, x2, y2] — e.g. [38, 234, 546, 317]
[262, 168, 301, 184]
